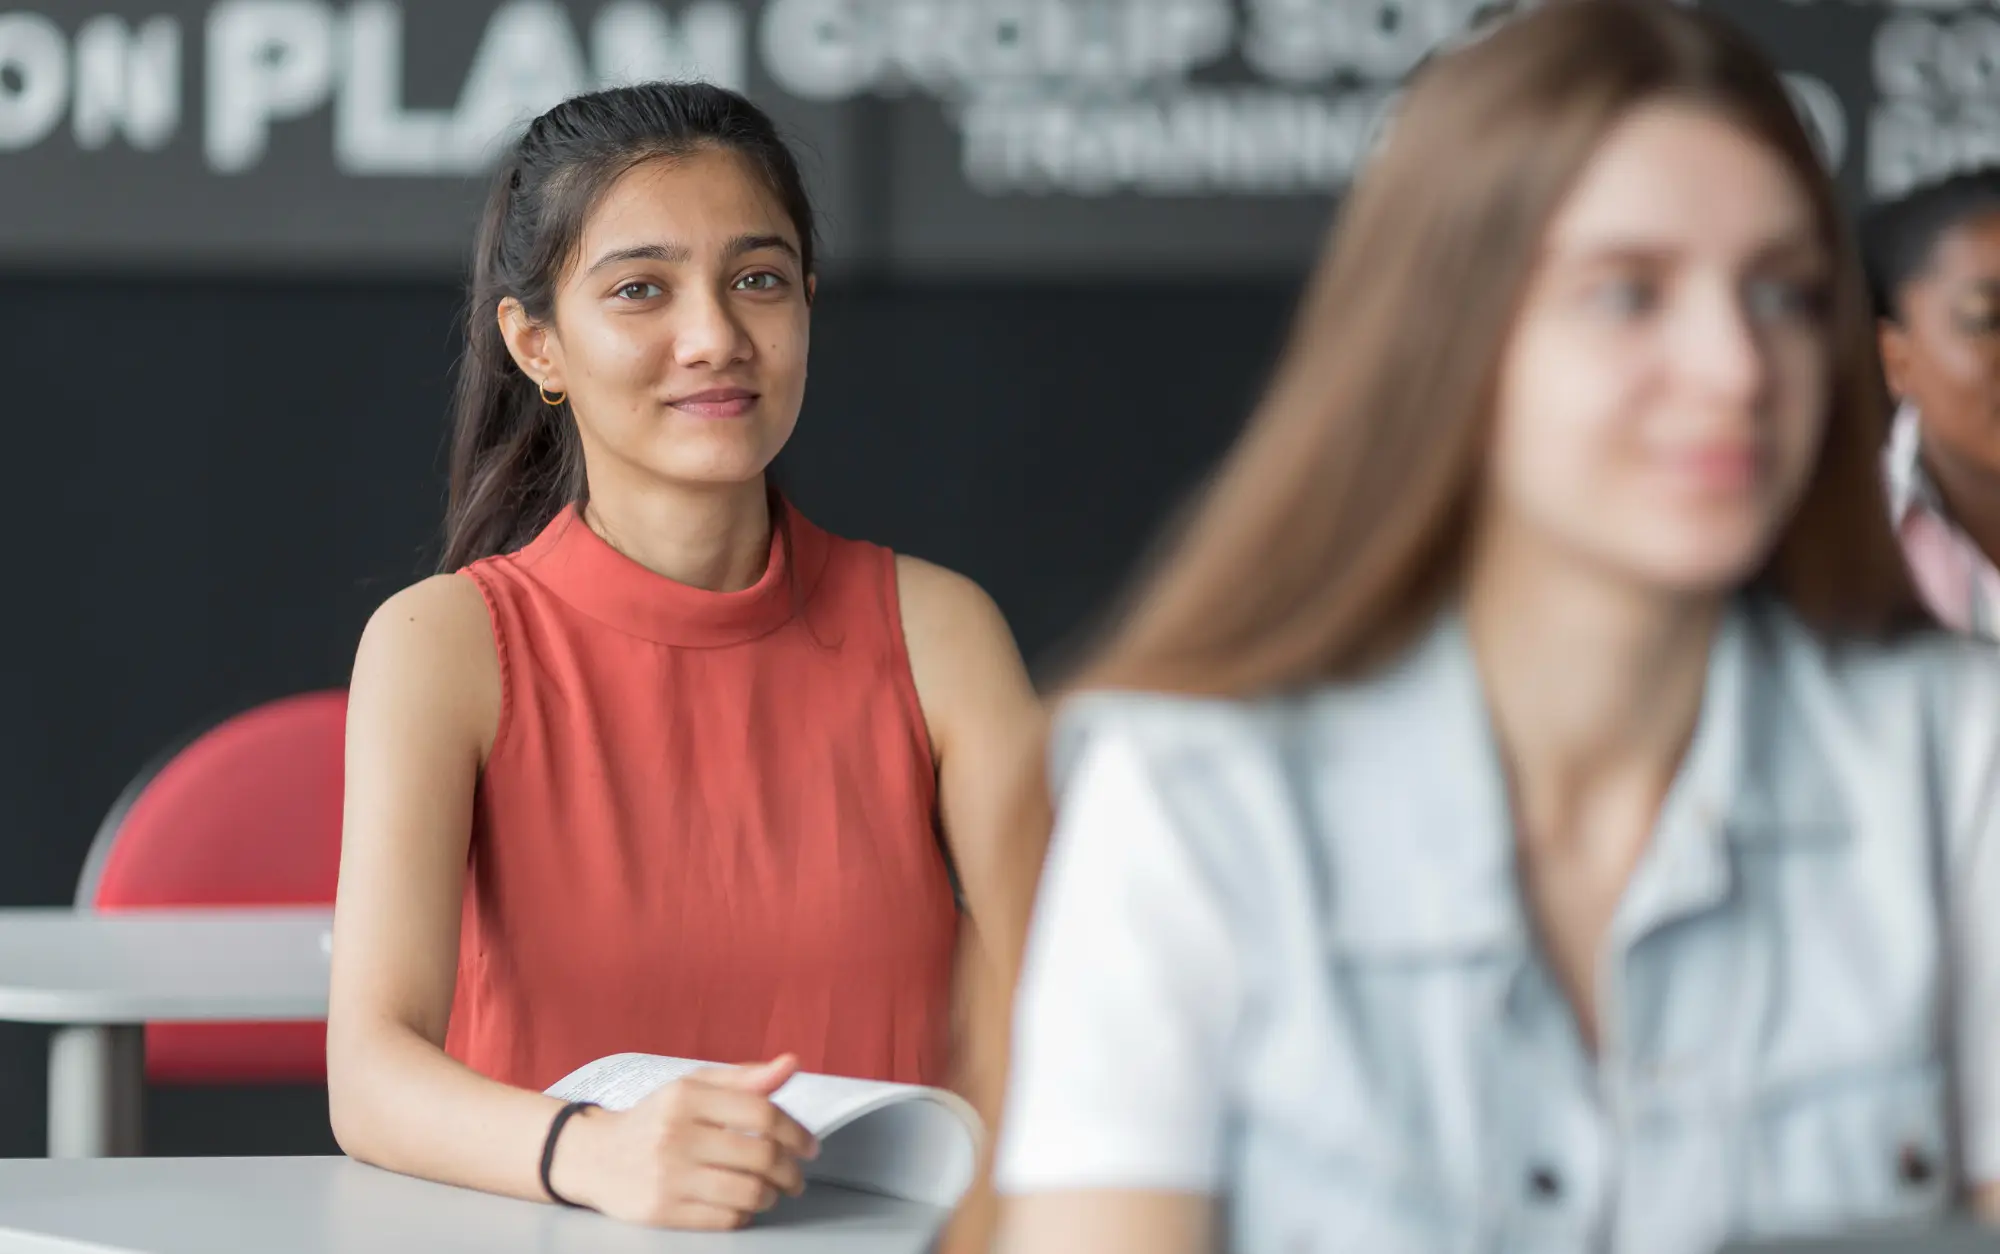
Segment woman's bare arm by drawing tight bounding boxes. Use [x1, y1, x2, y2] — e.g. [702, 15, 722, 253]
[326, 573, 574, 1199]
[894, 557, 1049, 1253]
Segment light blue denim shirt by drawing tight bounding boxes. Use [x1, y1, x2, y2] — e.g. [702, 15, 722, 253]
[996, 598, 2000, 1254]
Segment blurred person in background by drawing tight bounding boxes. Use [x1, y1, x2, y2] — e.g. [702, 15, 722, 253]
[1867, 168, 2000, 640]
[992, 3, 2000, 1252]
[325, 82, 1043, 1232]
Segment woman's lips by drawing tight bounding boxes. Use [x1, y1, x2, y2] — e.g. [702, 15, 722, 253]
[668, 387, 759, 419]
[1662, 442, 1763, 494]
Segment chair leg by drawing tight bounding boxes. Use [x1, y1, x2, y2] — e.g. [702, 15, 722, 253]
[48, 1025, 144, 1157]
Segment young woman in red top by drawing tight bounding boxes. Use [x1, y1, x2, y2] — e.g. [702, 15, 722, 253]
[326, 83, 1043, 1235]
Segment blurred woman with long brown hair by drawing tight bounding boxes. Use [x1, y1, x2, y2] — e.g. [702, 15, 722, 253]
[993, 3, 2000, 1251]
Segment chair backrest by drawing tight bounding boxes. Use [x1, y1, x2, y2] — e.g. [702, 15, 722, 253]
[78, 691, 346, 1086]
[80, 691, 347, 911]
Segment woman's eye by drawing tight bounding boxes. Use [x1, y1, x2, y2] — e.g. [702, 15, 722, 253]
[1746, 276, 1827, 323]
[1952, 302, 2000, 334]
[734, 272, 783, 293]
[1586, 276, 1658, 319]
[615, 281, 662, 301]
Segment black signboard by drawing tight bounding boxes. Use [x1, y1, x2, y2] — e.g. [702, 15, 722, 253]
[0, 0, 1985, 275]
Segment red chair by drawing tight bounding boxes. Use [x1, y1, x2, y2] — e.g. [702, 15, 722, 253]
[75, 691, 346, 1084]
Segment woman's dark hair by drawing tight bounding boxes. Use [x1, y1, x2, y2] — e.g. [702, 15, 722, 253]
[1863, 167, 2000, 322]
[440, 82, 817, 572]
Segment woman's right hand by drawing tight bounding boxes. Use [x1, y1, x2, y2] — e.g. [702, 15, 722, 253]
[550, 1054, 821, 1229]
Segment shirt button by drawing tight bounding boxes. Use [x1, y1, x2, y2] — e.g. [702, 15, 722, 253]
[1528, 1165, 1563, 1202]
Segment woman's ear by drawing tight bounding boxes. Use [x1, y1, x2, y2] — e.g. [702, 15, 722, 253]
[1878, 316, 1911, 402]
[498, 297, 565, 394]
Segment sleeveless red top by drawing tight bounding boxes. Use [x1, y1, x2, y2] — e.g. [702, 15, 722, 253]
[444, 502, 958, 1090]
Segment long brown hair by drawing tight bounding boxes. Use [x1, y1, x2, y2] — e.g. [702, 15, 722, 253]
[1079, 0, 1922, 699]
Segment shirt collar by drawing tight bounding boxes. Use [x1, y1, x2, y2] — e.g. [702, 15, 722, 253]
[1885, 401, 1939, 526]
[1314, 600, 1845, 959]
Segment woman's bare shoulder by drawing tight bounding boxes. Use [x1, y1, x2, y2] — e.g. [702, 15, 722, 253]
[350, 574, 500, 754]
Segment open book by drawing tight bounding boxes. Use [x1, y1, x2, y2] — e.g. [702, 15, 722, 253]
[546, 1054, 983, 1209]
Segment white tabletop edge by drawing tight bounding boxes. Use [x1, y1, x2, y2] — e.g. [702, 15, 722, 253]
[0, 1157, 947, 1254]
[0, 1231, 136, 1254]
[0, 907, 334, 1025]
[0, 907, 334, 921]
[0, 992, 329, 1024]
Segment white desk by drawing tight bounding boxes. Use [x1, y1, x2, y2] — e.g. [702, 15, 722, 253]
[0, 1157, 944, 1253]
[0, 908, 333, 1158]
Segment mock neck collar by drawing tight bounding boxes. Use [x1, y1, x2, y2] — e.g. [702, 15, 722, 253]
[503, 498, 827, 647]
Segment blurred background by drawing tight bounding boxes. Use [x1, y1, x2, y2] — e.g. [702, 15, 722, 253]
[0, 0, 1980, 1157]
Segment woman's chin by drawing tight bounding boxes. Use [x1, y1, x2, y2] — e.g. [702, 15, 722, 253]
[1624, 542, 1774, 601]
[630, 421, 791, 489]
[644, 456, 777, 491]
[623, 437, 774, 488]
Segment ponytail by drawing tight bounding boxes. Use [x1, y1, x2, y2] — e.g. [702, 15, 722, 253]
[439, 162, 585, 572]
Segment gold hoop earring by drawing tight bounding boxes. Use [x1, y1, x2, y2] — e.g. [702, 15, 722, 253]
[539, 383, 567, 406]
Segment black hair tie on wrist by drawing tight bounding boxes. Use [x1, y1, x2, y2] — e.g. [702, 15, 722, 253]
[540, 1100, 600, 1209]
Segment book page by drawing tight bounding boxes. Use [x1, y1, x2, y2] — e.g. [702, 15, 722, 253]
[805, 1096, 979, 1207]
[543, 1054, 983, 1206]
[769, 1070, 931, 1135]
[545, 1054, 707, 1112]
[545, 1054, 968, 1137]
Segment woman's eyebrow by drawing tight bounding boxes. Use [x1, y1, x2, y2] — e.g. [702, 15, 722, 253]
[583, 234, 798, 277]
[584, 242, 689, 275]
[725, 234, 799, 262]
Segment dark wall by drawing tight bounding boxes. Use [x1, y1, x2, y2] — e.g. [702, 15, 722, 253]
[0, 275, 1298, 1156]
